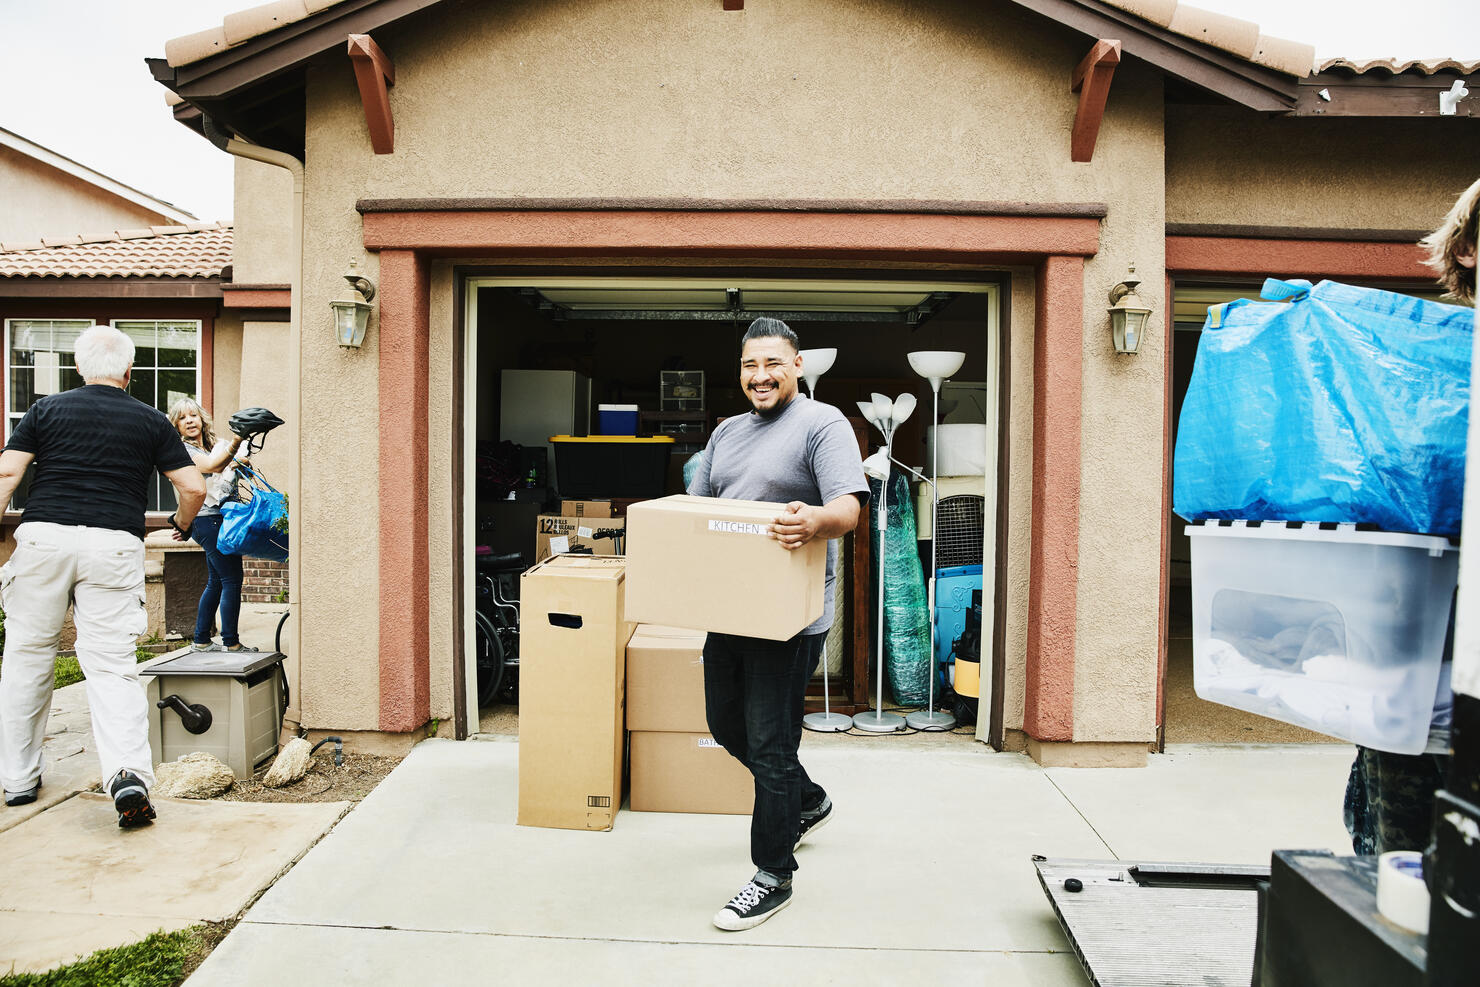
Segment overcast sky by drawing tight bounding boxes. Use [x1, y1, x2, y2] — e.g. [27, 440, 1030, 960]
[1, 0, 1476, 225]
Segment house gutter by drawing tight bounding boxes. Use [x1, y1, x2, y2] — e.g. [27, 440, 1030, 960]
[213, 127, 306, 740]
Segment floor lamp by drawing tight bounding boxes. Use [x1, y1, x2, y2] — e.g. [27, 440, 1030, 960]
[853, 391, 915, 733]
[905, 351, 966, 732]
[797, 348, 851, 733]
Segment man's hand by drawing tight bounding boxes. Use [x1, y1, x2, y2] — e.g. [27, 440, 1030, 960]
[770, 501, 822, 550]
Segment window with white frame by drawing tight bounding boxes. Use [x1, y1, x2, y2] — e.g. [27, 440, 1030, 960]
[4, 318, 202, 512]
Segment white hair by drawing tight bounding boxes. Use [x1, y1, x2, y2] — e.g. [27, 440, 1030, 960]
[74, 325, 135, 382]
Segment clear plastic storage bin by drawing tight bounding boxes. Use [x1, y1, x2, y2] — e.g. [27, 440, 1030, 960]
[1187, 521, 1457, 754]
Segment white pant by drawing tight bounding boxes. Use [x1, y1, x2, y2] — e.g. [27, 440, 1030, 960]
[0, 521, 153, 793]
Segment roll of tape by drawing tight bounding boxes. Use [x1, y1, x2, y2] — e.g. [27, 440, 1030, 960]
[1376, 850, 1430, 935]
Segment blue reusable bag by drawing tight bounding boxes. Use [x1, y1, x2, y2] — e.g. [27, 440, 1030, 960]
[217, 464, 289, 562]
[1174, 279, 1472, 536]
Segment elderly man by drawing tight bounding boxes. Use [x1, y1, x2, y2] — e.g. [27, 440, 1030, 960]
[0, 325, 205, 828]
[687, 317, 868, 931]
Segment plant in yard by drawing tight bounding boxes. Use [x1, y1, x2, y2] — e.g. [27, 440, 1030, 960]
[0, 923, 228, 987]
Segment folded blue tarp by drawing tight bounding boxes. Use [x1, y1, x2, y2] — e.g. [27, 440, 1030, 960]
[1174, 278, 1472, 536]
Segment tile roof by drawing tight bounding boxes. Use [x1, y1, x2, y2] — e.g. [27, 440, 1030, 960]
[0, 224, 232, 279]
[159, 0, 1479, 82]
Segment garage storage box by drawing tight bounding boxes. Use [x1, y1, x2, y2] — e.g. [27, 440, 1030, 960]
[534, 514, 626, 561]
[142, 651, 285, 779]
[550, 435, 674, 499]
[1187, 521, 1459, 754]
[518, 556, 634, 830]
[624, 495, 826, 641]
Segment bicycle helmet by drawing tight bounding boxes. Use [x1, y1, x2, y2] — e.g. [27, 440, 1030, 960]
[229, 407, 284, 437]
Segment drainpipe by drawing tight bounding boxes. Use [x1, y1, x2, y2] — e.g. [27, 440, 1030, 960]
[209, 122, 306, 739]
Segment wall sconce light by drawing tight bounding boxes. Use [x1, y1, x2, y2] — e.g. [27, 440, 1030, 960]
[330, 261, 376, 348]
[1107, 266, 1152, 355]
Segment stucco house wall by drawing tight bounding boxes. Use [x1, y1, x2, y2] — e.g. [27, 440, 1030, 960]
[281, 0, 1170, 742]
[0, 145, 179, 242]
[1165, 105, 1480, 232]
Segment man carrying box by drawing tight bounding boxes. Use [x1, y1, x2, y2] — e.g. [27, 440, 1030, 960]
[687, 317, 868, 931]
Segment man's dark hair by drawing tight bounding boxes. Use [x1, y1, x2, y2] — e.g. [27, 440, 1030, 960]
[741, 317, 800, 352]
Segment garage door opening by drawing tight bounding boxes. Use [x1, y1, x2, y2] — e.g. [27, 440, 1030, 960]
[459, 273, 1002, 743]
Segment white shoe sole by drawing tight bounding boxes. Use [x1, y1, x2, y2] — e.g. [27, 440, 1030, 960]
[712, 893, 792, 931]
[794, 808, 832, 851]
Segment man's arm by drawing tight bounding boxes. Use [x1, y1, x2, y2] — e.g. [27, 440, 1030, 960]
[769, 493, 863, 551]
[0, 449, 35, 509]
[164, 465, 207, 531]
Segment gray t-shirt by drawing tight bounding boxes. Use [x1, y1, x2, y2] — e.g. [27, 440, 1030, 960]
[688, 394, 869, 635]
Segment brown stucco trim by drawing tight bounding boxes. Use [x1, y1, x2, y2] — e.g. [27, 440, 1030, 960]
[1165, 223, 1428, 242]
[378, 249, 431, 732]
[1166, 235, 1430, 279]
[0, 278, 223, 299]
[358, 198, 1110, 218]
[361, 210, 1102, 262]
[1024, 255, 1083, 743]
[220, 284, 291, 308]
[1156, 275, 1173, 752]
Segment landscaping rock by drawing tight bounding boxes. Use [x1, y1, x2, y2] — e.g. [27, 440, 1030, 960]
[154, 752, 236, 799]
[262, 737, 313, 788]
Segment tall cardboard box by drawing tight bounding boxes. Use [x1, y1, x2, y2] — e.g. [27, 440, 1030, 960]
[625, 624, 753, 815]
[624, 495, 825, 640]
[518, 555, 634, 830]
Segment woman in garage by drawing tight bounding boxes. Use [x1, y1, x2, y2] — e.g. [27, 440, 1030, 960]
[168, 398, 254, 653]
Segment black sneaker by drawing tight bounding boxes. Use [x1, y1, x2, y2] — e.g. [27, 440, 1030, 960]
[795, 795, 832, 850]
[4, 777, 40, 807]
[109, 770, 156, 829]
[712, 875, 793, 931]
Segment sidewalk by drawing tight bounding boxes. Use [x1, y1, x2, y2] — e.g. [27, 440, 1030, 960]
[185, 736, 1356, 986]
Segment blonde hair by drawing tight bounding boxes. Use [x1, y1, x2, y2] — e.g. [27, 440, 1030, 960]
[167, 397, 217, 450]
[1420, 176, 1480, 305]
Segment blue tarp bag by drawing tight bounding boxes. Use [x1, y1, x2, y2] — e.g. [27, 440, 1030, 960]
[217, 463, 289, 562]
[1174, 278, 1471, 536]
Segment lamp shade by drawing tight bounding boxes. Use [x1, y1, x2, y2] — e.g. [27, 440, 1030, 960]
[907, 351, 966, 387]
[890, 392, 917, 426]
[798, 347, 837, 395]
[871, 392, 893, 423]
[855, 400, 879, 426]
[862, 448, 891, 480]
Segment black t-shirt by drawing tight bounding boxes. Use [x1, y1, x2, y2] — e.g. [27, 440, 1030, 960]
[5, 385, 195, 539]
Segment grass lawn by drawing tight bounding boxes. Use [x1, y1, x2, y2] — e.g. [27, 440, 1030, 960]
[0, 923, 231, 987]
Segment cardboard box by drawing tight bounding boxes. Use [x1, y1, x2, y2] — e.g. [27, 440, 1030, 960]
[626, 625, 708, 733]
[629, 731, 754, 815]
[561, 499, 613, 518]
[517, 555, 634, 830]
[534, 515, 626, 561]
[624, 495, 825, 640]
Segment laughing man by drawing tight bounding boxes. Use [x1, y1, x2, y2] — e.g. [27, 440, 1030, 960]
[686, 317, 869, 931]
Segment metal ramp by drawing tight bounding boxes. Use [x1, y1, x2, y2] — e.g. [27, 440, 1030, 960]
[1034, 857, 1269, 987]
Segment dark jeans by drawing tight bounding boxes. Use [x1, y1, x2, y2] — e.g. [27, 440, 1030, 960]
[703, 630, 828, 881]
[190, 513, 243, 647]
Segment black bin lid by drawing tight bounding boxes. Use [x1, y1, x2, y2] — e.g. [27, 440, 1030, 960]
[140, 651, 285, 678]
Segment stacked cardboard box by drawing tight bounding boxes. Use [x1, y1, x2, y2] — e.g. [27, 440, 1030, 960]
[624, 495, 825, 640]
[518, 555, 634, 830]
[626, 625, 753, 814]
[534, 514, 627, 561]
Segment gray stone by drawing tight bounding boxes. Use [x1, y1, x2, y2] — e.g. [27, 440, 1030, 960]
[262, 737, 313, 789]
[154, 752, 236, 799]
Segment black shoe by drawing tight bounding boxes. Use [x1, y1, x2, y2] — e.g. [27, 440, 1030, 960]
[109, 770, 156, 829]
[712, 875, 793, 931]
[794, 795, 832, 851]
[4, 777, 40, 806]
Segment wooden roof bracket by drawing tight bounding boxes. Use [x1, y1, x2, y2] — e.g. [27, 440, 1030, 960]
[348, 33, 395, 154]
[723, 1, 744, 9]
[1070, 39, 1121, 163]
